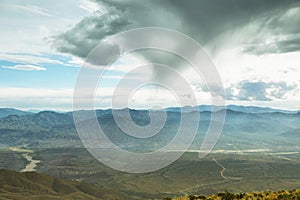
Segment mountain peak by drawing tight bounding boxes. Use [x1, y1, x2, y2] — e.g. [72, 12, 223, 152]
[0, 108, 32, 119]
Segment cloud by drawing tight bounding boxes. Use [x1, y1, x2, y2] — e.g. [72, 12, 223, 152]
[0, 53, 80, 68]
[227, 80, 298, 101]
[52, 0, 300, 91]
[0, 1, 89, 55]
[79, 0, 103, 13]
[0, 85, 299, 111]
[2, 64, 46, 71]
[1, 0, 299, 110]
[243, 6, 300, 55]
[54, 0, 300, 58]
[3, 4, 51, 16]
[54, 9, 130, 58]
[0, 87, 73, 111]
[0, 53, 62, 65]
[0, 87, 179, 110]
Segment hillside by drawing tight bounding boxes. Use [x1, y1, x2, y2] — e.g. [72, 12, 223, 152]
[0, 169, 127, 200]
[0, 111, 73, 131]
[2, 169, 300, 200]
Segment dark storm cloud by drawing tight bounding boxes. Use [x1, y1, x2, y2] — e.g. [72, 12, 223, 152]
[243, 6, 300, 55]
[54, 0, 300, 58]
[227, 81, 298, 101]
[244, 35, 300, 55]
[54, 8, 130, 58]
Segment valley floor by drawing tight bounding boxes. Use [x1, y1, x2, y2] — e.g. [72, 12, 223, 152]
[2, 147, 300, 199]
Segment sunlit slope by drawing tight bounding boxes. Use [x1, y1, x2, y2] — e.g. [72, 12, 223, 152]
[0, 169, 126, 200]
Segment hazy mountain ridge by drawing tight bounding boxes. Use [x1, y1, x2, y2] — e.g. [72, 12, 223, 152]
[1, 105, 298, 118]
[0, 108, 32, 119]
[280, 128, 300, 137]
[0, 106, 299, 150]
[0, 111, 73, 131]
[165, 105, 299, 114]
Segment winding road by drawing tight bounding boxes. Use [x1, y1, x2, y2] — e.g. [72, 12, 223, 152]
[213, 158, 242, 181]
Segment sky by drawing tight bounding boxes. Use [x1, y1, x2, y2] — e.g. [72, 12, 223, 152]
[0, 0, 300, 111]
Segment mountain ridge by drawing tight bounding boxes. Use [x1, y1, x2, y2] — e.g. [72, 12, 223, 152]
[0, 169, 128, 200]
[0, 108, 32, 119]
[1, 105, 299, 118]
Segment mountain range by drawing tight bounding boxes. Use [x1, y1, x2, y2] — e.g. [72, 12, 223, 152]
[165, 105, 299, 114]
[0, 106, 299, 151]
[1, 106, 300, 199]
[1, 105, 299, 120]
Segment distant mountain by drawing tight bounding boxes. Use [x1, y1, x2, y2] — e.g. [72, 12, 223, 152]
[165, 105, 215, 113]
[280, 128, 300, 137]
[0, 111, 77, 147]
[165, 105, 298, 114]
[0, 105, 297, 119]
[0, 108, 32, 118]
[0, 107, 299, 150]
[0, 169, 127, 200]
[0, 111, 73, 131]
[226, 105, 298, 114]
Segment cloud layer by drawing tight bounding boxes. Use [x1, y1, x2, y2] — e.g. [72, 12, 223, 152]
[227, 80, 298, 101]
[50, 0, 300, 105]
[2, 64, 46, 71]
[2, 0, 299, 109]
[54, 0, 300, 58]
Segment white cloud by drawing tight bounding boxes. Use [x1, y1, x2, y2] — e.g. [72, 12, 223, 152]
[0, 86, 209, 110]
[4, 4, 52, 16]
[2, 64, 46, 71]
[79, 0, 103, 13]
[0, 1, 88, 54]
[0, 53, 63, 65]
[0, 88, 72, 98]
[0, 87, 73, 111]
[0, 85, 299, 111]
[68, 56, 84, 66]
[212, 48, 300, 92]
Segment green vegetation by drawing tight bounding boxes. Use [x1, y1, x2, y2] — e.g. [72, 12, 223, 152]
[25, 148, 300, 199]
[0, 169, 128, 200]
[171, 189, 300, 199]
[2, 169, 300, 200]
[0, 149, 27, 171]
